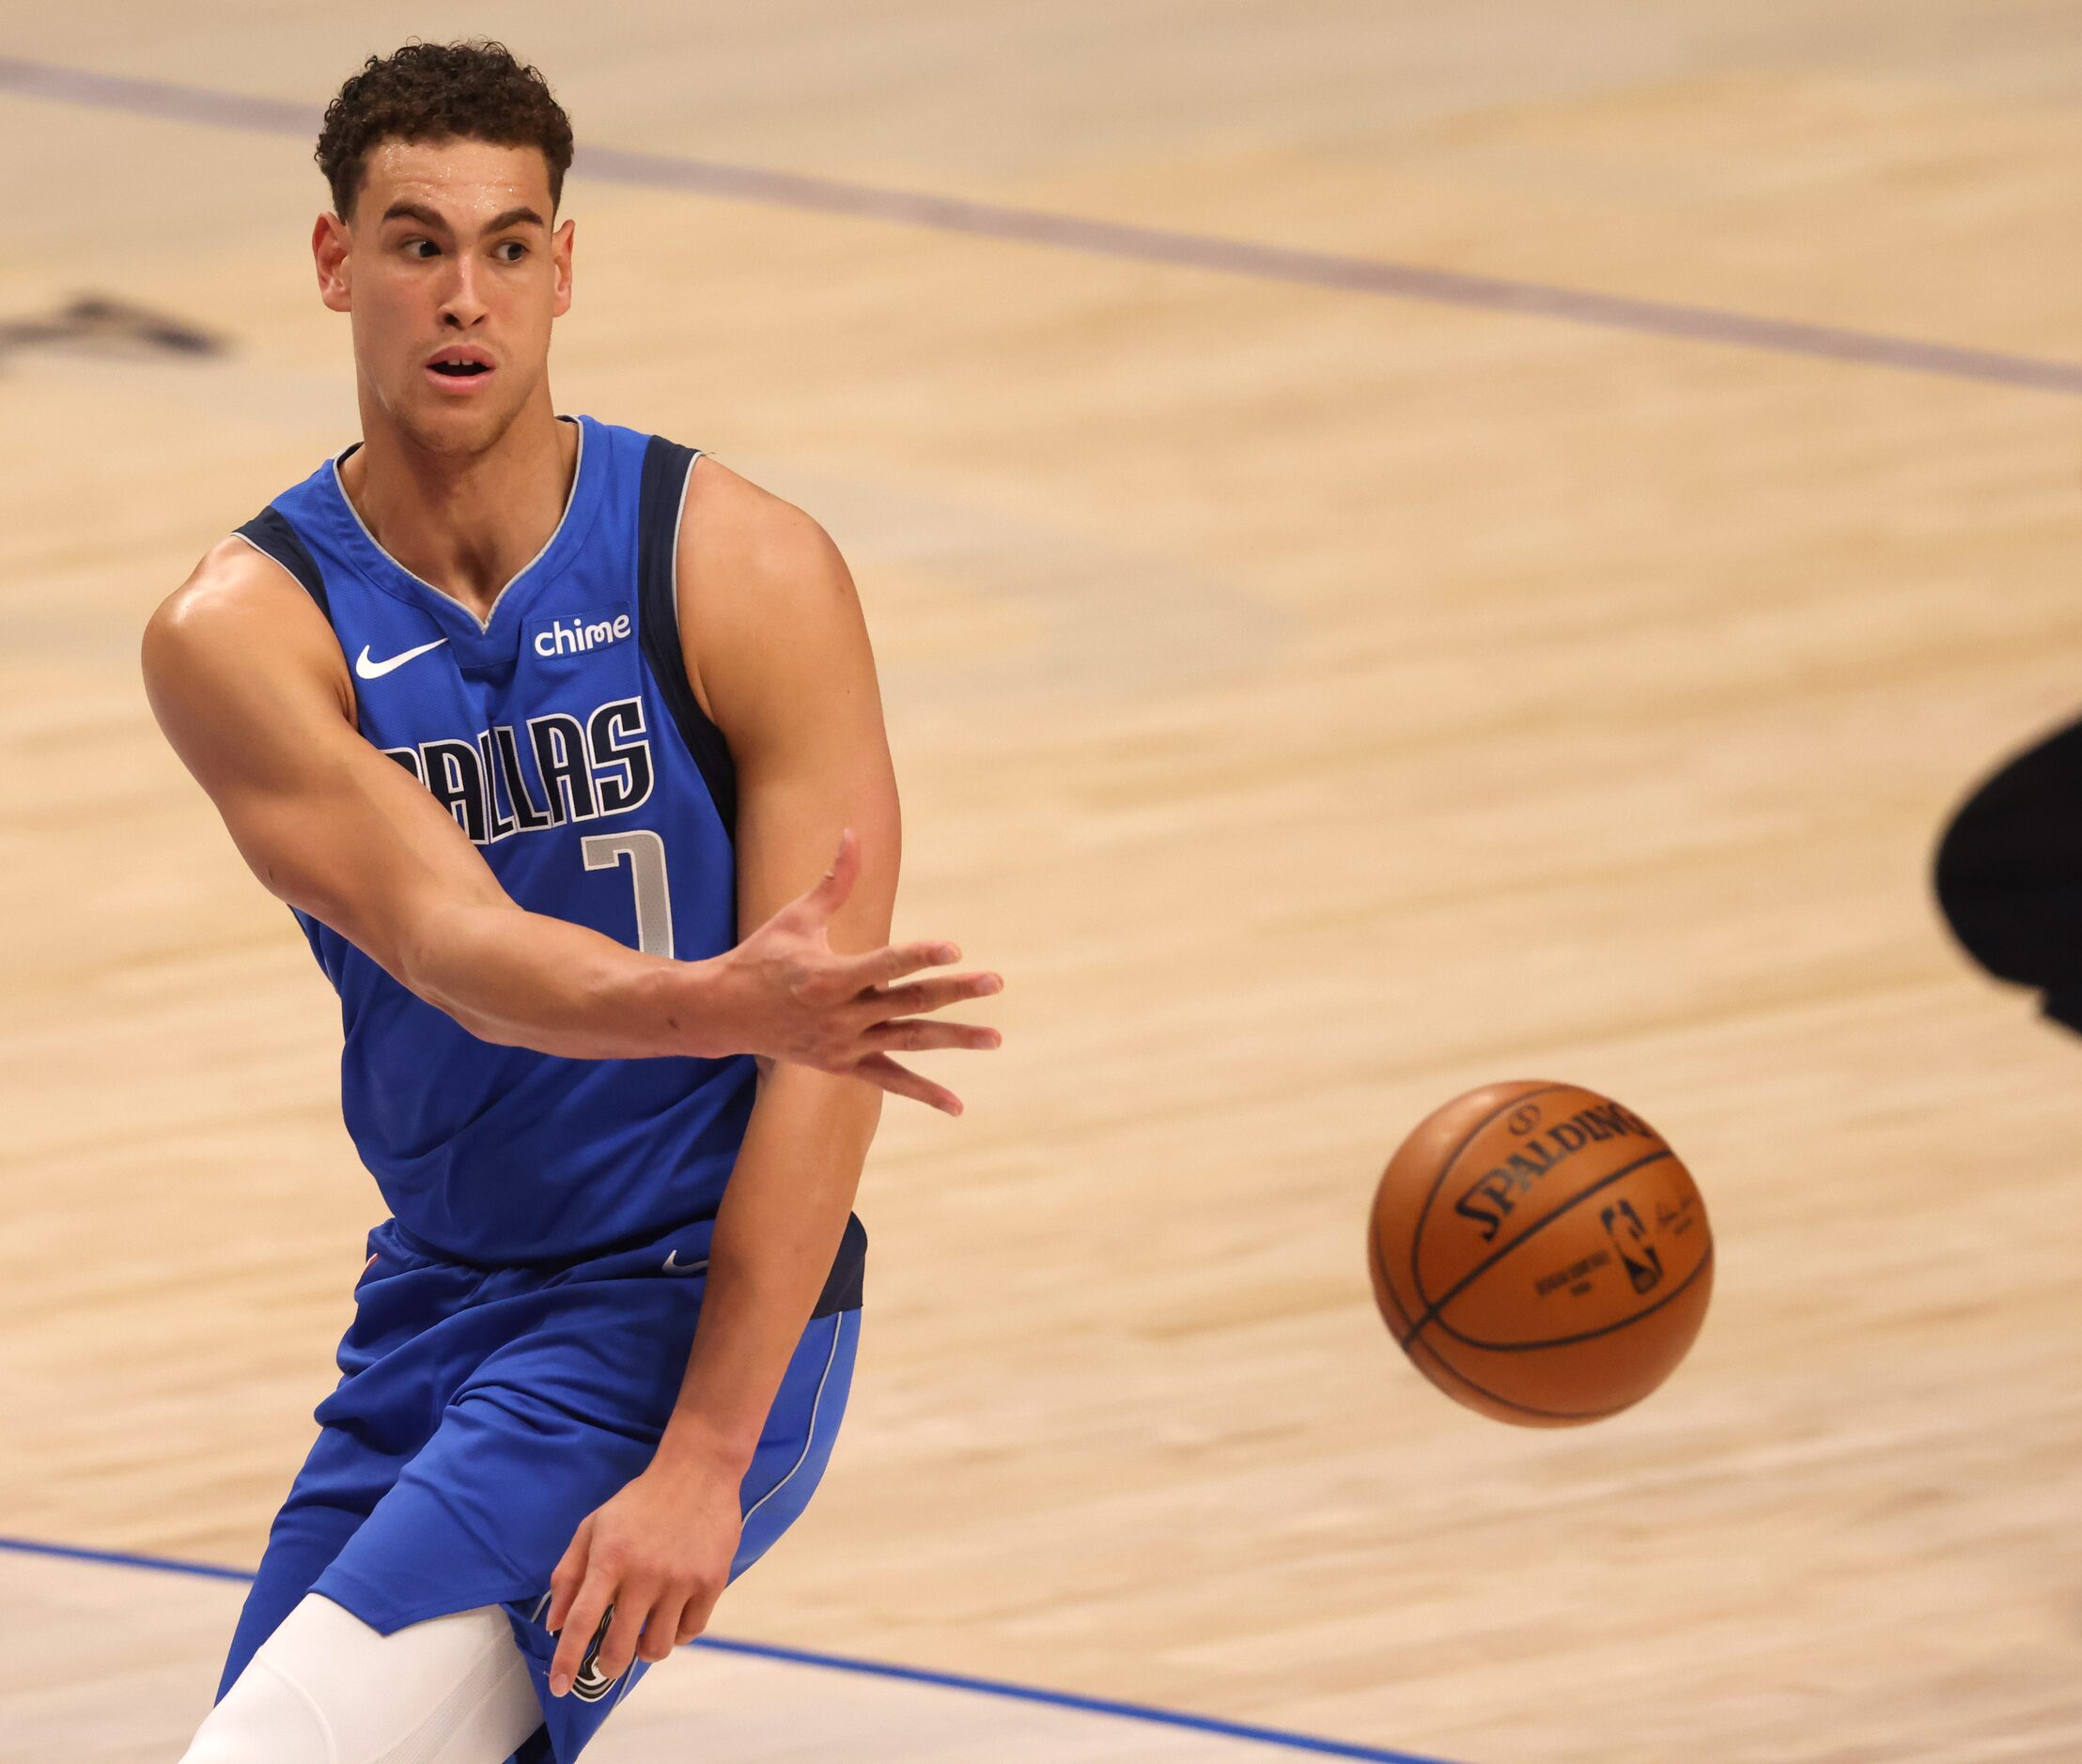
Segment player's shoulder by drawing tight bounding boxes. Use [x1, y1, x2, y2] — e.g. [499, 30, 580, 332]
[668, 456, 872, 735]
[677, 455, 850, 610]
[143, 534, 342, 694]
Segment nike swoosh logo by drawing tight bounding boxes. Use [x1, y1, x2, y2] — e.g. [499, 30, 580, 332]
[662, 1250, 708, 1276]
[354, 637, 448, 679]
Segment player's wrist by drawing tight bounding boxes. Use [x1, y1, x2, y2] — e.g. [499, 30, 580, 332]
[650, 955, 739, 1060]
[652, 1408, 761, 1480]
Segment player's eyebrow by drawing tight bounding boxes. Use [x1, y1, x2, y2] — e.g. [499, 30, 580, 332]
[378, 202, 546, 234]
[380, 200, 452, 230]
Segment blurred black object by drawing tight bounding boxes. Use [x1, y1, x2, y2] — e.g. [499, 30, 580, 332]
[1934, 713, 2082, 1033]
[0, 293, 225, 367]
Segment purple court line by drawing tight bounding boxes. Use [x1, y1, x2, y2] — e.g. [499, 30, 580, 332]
[6, 55, 2081, 398]
[4, 56, 2082, 401]
[0, 1532, 1465, 1764]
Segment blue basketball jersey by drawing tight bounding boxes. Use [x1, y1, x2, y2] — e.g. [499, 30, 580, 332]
[235, 415, 861, 1279]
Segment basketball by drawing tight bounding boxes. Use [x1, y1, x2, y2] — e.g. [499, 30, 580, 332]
[1369, 1080, 1713, 1426]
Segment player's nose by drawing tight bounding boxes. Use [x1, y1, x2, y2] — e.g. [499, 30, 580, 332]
[435, 259, 489, 328]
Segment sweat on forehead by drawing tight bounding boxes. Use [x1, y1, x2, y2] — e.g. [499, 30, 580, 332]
[361, 140, 557, 228]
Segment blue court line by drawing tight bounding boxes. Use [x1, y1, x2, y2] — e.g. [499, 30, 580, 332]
[0, 1532, 1464, 1764]
[3, 53, 2079, 399]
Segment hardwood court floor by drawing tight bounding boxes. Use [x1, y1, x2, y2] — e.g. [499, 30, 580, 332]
[4, 5, 2082, 1760]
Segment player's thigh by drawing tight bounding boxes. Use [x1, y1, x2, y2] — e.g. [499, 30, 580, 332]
[216, 1493, 366, 1700]
[181, 1593, 541, 1764]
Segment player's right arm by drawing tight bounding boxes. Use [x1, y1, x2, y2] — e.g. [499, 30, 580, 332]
[140, 539, 990, 1096]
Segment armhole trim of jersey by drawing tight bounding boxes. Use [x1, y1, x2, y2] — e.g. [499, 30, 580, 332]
[637, 435, 738, 839]
[234, 505, 332, 621]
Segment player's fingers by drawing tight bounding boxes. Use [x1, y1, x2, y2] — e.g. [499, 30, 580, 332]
[636, 1594, 684, 1665]
[853, 1052, 963, 1116]
[592, 1588, 652, 1688]
[864, 971, 1003, 1019]
[862, 1018, 1002, 1055]
[674, 1578, 724, 1646]
[550, 1576, 614, 1696]
[544, 1515, 595, 1636]
[836, 938, 962, 994]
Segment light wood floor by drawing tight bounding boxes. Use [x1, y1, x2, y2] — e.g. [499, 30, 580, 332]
[5, 5, 2082, 1760]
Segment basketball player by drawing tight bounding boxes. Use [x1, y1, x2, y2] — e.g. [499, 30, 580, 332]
[142, 41, 1002, 1763]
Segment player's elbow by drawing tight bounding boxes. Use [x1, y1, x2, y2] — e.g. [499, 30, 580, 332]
[388, 900, 500, 1040]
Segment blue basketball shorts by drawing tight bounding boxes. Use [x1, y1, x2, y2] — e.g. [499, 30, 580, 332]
[215, 1212, 863, 1764]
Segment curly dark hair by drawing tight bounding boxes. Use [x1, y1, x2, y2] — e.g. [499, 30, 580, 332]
[316, 40, 574, 221]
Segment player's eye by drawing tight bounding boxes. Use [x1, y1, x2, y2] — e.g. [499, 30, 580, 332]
[401, 238, 439, 260]
[494, 240, 528, 263]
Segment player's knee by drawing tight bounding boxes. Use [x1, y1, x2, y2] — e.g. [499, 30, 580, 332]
[178, 1657, 331, 1764]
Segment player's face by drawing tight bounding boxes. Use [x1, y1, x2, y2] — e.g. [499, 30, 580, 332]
[314, 137, 574, 456]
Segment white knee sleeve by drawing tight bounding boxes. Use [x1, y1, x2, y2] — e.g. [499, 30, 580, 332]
[180, 1593, 542, 1764]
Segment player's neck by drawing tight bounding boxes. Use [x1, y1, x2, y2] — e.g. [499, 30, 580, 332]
[339, 394, 578, 624]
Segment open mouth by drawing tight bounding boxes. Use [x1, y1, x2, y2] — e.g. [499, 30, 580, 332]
[424, 348, 496, 388]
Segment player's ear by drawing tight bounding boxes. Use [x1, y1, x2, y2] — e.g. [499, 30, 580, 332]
[314, 211, 352, 313]
[551, 217, 574, 318]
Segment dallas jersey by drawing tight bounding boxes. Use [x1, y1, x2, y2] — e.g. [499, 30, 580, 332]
[235, 413, 862, 1276]
[216, 415, 864, 1760]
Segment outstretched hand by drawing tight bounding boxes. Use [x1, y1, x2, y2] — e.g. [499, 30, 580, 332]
[712, 828, 1002, 1114]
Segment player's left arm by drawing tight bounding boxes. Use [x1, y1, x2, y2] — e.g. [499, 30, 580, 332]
[545, 462, 1001, 1696]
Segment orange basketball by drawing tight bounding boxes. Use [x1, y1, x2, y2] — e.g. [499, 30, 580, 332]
[1368, 1080, 1713, 1426]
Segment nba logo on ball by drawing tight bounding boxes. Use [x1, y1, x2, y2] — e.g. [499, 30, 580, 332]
[1368, 1081, 1714, 1426]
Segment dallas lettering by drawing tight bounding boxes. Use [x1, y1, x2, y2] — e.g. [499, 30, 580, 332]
[382, 694, 655, 846]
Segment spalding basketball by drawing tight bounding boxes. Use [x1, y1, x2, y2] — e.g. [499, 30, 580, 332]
[1368, 1080, 1712, 1426]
